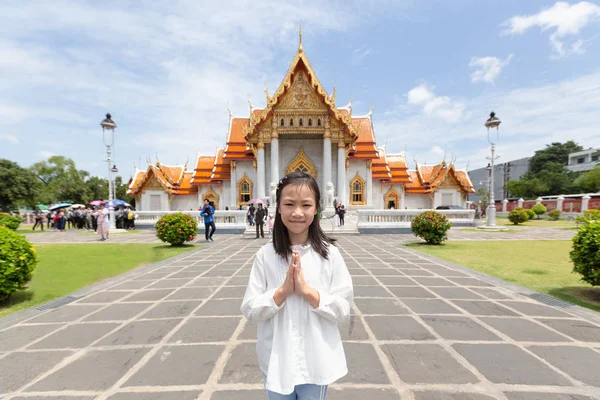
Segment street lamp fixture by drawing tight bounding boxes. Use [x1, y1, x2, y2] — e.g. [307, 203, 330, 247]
[101, 113, 118, 230]
[484, 111, 501, 227]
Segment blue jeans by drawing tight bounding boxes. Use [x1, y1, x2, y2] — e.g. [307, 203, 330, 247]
[266, 383, 328, 399]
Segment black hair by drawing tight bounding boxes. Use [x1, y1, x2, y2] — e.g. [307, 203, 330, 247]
[272, 171, 336, 260]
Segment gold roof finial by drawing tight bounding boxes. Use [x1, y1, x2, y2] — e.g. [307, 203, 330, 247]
[264, 82, 271, 103]
[298, 21, 303, 52]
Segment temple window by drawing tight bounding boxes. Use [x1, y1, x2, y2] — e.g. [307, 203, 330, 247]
[299, 118, 303, 126]
[317, 118, 322, 127]
[280, 118, 284, 127]
[350, 174, 366, 205]
[308, 118, 312, 126]
[238, 175, 253, 205]
[290, 118, 294, 126]
[295, 164, 309, 174]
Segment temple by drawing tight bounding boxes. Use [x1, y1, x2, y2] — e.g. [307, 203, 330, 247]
[128, 33, 474, 211]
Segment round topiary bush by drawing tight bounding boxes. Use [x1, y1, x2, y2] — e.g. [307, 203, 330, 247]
[508, 208, 529, 225]
[584, 209, 600, 221]
[532, 204, 547, 219]
[548, 209, 561, 221]
[570, 220, 600, 286]
[411, 211, 452, 245]
[525, 209, 536, 221]
[0, 213, 23, 231]
[0, 226, 38, 301]
[155, 212, 198, 246]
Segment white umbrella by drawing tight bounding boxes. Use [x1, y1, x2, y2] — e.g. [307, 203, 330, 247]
[71, 204, 85, 209]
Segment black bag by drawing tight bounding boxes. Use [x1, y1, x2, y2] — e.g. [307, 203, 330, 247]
[204, 206, 212, 216]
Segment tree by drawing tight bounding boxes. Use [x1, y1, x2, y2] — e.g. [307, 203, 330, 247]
[476, 188, 489, 212]
[30, 156, 92, 204]
[577, 166, 600, 193]
[85, 176, 108, 201]
[0, 159, 41, 211]
[506, 178, 549, 199]
[528, 141, 583, 176]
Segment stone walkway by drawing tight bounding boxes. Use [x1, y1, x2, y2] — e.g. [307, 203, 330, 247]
[2, 235, 599, 400]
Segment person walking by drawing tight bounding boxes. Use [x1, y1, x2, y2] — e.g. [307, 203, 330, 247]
[255, 203, 266, 239]
[32, 207, 44, 231]
[337, 202, 346, 226]
[201, 198, 216, 242]
[97, 203, 110, 241]
[241, 172, 353, 399]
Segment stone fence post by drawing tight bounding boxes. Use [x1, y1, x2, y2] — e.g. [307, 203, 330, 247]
[502, 199, 508, 212]
[536, 197, 543, 205]
[582, 195, 591, 212]
[517, 198, 524, 208]
[556, 196, 564, 213]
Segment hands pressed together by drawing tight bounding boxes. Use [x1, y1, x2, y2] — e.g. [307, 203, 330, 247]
[274, 250, 320, 308]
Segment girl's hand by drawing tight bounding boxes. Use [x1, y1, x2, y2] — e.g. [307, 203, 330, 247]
[273, 263, 295, 306]
[292, 250, 309, 296]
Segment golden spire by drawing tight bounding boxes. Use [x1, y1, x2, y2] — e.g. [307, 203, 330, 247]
[298, 21, 303, 52]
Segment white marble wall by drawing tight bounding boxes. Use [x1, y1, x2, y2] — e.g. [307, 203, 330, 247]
[236, 160, 257, 199]
[405, 194, 432, 209]
[140, 190, 169, 212]
[433, 189, 465, 208]
[171, 195, 199, 211]
[279, 137, 323, 186]
[346, 160, 368, 205]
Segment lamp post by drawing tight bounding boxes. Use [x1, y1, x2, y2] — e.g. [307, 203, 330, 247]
[101, 113, 117, 230]
[484, 111, 501, 227]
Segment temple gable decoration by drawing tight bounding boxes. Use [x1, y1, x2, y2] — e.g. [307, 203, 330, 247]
[286, 148, 317, 178]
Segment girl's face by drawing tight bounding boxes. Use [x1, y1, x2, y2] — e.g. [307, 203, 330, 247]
[278, 183, 316, 241]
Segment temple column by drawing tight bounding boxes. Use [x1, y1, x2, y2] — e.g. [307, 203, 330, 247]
[271, 130, 279, 186]
[257, 141, 266, 199]
[230, 161, 236, 208]
[323, 129, 332, 206]
[337, 142, 346, 204]
[400, 187, 406, 209]
[366, 160, 373, 206]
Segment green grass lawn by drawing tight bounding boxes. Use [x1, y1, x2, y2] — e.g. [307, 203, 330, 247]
[459, 228, 519, 233]
[0, 243, 196, 318]
[407, 240, 600, 312]
[495, 217, 576, 227]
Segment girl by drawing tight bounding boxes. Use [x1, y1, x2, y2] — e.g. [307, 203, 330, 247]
[241, 172, 353, 399]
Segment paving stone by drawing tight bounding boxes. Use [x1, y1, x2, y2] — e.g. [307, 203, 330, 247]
[82, 303, 149, 322]
[347, 268, 370, 276]
[0, 350, 73, 392]
[168, 317, 241, 343]
[124, 344, 224, 386]
[187, 277, 230, 287]
[11, 397, 94, 400]
[354, 298, 409, 315]
[165, 286, 217, 300]
[108, 280, 154, 290]
[429, 268, 469, 277]
[376, 276, 418, 286]
[480, 317, 572, 342]
[421, 316, 501, 341]
[365, 316, 435, 340]
[238, 321, 258, 340]
[339, 315, 369, 340]
[0, 324, 62, 351]
[529, 345, 600, 386]
[448, 278, 493, 287]
[381, 343, 479, 384]
[28, 323, 120, 349]
[411, 277, 457, 286]
[354, 285, 393, 298]
[428, 287, 484, 300]
[339, 342, 389, 384]
[413, 392, 498, 400]
[503, 393, 596, 400]
[399, 269, 434, 277]
[26, 305, 104, 323]
[452, 300, 519, 316]
[120, 289, 175, 302]
[537, 318, 600, 342]
[132, 272, 171, 280]
[470, 287, 514, 299]
[227, 276, 253, 285]
[139, 300, 201, 319]
[369, 268, 403, 276]
[213, 285, 247, 298]
[167, 270, 204, 279]
[77, 291, 134, 304]
[452, 343, 571, 385]
[388, 286, 436, 298]
[97, 318, 182, 346]
[219, 342, 263, 384]
[351, 276, 380, 285]
[146, 278, 191, 289]
[327, 388, 402, 400]
[499, 301, 574, 318]
[210, 390, 265, 400]
[203, 268, 239, 277]
[401, 299, 463, 315]
[195, 299, 243, 316]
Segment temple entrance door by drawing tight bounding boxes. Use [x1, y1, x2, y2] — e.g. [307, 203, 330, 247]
[384, 187, 400, 209]
[204, 188, 219, 210]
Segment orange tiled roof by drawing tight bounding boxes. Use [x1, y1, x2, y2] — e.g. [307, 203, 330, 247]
[156, 162, 184, 186]
[371, 150, 391, 180]
[404, 162, 475, 194]
[173, 172, 197, 195]
[454, 169, 476, 193]
[223, 117, 255, 161]
[405, 170, 429, 194]
[211, 148, 231, 181]
[191, 155, 216, 185]
[127, 170, 146, 195]
[348, 117, 378, 160]
[386, 154, 411, 184]
[128, 163, 199, 196]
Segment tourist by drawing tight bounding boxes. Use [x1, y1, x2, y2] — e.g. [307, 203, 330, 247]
[241, 172, 353, 398]
[255, 203, 266, 239]
[98, 203, 110, 241]
[32, 207, 44, 231]
[248, 203, 256, 226]
[337, 202, 346, 226]
[201, 198, 215, 242]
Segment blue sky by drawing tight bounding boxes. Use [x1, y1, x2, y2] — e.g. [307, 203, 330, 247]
[1, 0, 599, 180]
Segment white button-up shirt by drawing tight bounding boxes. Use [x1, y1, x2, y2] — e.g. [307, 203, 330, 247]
[241, 242, 354, 395]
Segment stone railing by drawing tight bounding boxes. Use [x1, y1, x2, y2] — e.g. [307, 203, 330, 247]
[357, 209, 475, 234]
[134, 211, 247, 234]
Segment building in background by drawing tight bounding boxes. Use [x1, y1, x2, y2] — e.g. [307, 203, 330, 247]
[566, 147, 600, 172]
[468, 157, 530, 202]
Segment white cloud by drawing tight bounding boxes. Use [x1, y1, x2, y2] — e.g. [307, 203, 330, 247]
[38, 151, 55, 159]
[501, 1, 600, 57]
[352, 46, 373, 64]
[0, 134, 18, 144]
[469, 54, 513, 83]
[407, 84, 465, 123]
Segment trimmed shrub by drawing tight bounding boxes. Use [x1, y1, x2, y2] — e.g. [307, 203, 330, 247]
[548, 209, 561, 221]
[508, 208, 529, 225]
[0, 226, 38, 301]
[155, 212, 198, 246]
[525, 209, 536, 221]
[0, 213, 23, 231]
[584, 209, 600, 221]
[532, 204, 547, 219]
[570, 220, 600, 286]
[411, 211, 452, 245]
